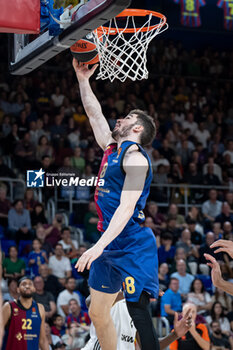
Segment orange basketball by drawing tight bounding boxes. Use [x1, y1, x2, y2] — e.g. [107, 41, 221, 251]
[70, 33, 101, 65]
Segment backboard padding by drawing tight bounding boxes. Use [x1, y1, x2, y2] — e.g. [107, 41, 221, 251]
[9, 0, 131, 75]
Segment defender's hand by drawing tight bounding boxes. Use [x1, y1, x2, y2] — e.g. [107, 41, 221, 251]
[75, 242, 104, 272]
[174, 308, 192, 338]
[210, 239, 233, 259]
[204, 253, 223, 288]
[72, 58, 98, 82]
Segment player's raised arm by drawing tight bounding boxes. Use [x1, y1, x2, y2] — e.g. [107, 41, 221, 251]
[38, 303, 50, 350]
[76, 150, 148, 272]
[204, 253, 233, 296]
[73, 58, 114, 150]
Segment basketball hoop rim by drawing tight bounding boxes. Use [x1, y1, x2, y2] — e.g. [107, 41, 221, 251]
[96, 9, 167, 35]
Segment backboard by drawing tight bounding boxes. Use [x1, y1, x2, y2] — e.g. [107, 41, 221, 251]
[9, 0, 131, 75]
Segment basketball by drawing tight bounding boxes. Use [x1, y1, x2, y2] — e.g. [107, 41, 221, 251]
[70, 33, 101, 65]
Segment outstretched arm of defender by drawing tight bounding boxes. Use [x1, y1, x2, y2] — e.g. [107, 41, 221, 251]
[76, 151, 148, 272]
[73, 59, 113, 150]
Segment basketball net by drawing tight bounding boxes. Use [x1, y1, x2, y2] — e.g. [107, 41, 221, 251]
[93, 10, 168, 82]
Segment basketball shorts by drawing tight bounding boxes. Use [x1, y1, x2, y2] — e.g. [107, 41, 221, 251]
[88, 225, 159, 302]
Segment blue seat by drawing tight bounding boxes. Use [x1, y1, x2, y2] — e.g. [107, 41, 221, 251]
[0, 239, 16, 257]
[18, 240, 32, 257]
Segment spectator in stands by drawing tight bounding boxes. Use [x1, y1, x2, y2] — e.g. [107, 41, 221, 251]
[66, 299, 90, 328]
[210, 321, 231, 350]
[223, 140, 233, 164]
[28, 238, 48, 277]
[0, 156, 16, 179]
[222, 221, 233, 240]
[161, 277, 182, 325]
[170, 247, 192, 274]
[171, 259, 194, 300]
[168, 204, 186, 229]
[62, 321, 87, 349]
[145, 201, 166, 234]
[33, 275, 57, 320]
[48, 243, 72, 286]
[194, 121, 210, 148]
[8, 199, 33, 243]
[43, 214, 63, 247]
[58, 227, 78, 259]
[71, 147, 85, 175]
[144, 216, 157, 235]
[35, 225, 53, 257]
[215, 202, 233, 228]
[2, 245, 25, 279]
[3, 278, 19, 302]
[24, 189, 38, 213]
[158, 233, 176, 265]
[211, 287, 232, 314]
[31, 203, 48, 228]
[51, 314, 66, 337]
[45, 322, 61, 350]
[169, 303, 210, 350]
[184, 163, 203, 202]
[84, 201, 100, 243]
[56, 277, 81, 318]
[4, 123, 19, 155]
[50, 114, 67, 147]
[39, 264, 63, 300]
[202, 189, 222, 229]
[36, 135, 54, 162]
[176, 229, 199, 275]
[14, 132, 39, 171]
[0, 185, 11, 227]
[203, 157, 222, 183]
[162, 217, 181, 245]
[187, 219, 203, 247]
[187, 279, 212, 315]
[203, 165, 221, 186]
[199, 232, 223, 275]
[206, 302, 232, 339]
[158, 263, 169, 292]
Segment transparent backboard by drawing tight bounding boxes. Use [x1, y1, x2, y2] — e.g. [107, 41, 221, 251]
[9, 0, 131, 75]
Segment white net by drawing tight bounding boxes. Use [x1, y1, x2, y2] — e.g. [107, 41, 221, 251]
[93, 12, 168, 82]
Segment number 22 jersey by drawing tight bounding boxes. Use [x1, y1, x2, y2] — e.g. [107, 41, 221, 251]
[3, 300, 41, 350]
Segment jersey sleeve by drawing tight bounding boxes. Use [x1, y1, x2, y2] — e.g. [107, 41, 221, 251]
[197, 323, 210, 342]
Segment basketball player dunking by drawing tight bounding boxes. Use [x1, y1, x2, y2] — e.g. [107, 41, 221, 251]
[73, 59, 163, 350]
[2, 276, 49, 350]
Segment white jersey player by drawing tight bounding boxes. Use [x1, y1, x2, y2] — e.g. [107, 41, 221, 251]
[82, 295, 192, 350]
[82, 299, 136, 350]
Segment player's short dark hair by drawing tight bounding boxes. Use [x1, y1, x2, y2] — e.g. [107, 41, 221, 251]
[18, 276, 33, 286]
[130, 109, 156, 146]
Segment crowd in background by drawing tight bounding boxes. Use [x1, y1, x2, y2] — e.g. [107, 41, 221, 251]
[0, 37, 233, 349]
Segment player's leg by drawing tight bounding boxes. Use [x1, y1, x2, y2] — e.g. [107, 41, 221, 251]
[126, 291, 160, 350]
[89, 287, 118, 350]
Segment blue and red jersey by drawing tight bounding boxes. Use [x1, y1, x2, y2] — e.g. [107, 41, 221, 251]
[217, 0, 233, 30]
[3, 300, 41, 350]
[174, 0, 206, 27]
[94, 140, 153, 234]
